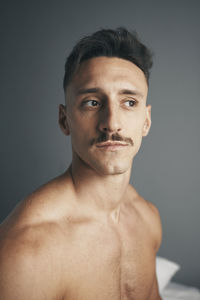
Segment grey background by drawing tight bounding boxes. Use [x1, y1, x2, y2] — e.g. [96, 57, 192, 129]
[1, 0, 200, 288]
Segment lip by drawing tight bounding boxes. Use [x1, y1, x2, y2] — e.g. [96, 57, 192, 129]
[96, 141, 128, 151]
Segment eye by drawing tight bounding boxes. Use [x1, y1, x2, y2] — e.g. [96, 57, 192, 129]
[124, 100, 137, 107]
[84, 100, 100, 107]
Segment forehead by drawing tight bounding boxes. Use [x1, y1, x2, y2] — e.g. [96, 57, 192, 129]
[67, 57, 148, 98]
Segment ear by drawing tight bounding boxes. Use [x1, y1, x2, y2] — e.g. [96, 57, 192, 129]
[59, 104, 70, 135]
[142, 105, 152, 137]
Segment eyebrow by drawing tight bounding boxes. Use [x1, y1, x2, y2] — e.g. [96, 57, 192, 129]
[118, 89, 143, 97]
[77, 87, 143, 97]
[77, 88, 101, 95]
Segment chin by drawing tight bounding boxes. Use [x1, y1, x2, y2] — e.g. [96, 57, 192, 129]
[90, 159, 132, 176]
[73, 148, 134, 176]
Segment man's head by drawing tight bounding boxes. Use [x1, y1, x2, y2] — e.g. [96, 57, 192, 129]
[63, 27, 153, 92]
[59, 28, 153, 176]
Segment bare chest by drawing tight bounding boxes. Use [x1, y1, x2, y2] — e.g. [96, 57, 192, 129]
[61, 218, 155, 300]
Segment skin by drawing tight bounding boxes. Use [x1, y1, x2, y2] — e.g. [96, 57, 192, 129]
[0, 57, 162, 299]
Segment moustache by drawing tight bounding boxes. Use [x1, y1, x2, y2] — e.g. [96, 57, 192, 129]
[90, 132, 134, 146]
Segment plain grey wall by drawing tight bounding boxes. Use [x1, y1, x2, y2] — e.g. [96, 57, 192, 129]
[1, 0, 200, 288]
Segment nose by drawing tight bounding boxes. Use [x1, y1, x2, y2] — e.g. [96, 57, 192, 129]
[97, 103, 122, 133]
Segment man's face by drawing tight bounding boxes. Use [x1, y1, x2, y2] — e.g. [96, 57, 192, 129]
[60, 57, 151, 175]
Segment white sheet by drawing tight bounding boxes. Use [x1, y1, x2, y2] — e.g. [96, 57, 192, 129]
[161, 282, 200, 300]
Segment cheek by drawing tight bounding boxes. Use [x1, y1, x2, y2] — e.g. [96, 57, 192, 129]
[125, 119, 145, 153]
[68, 111, 96, 131]
[126, 115, 145, 137]
[69, 122, 96, 162]
[68, 118, 94, 149]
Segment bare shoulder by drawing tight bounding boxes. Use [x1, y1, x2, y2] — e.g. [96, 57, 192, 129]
[0, 222, 66, 299]
[0, 170, 74, 299]
[0, 170, 74, 254]
[128, 185, 162, 251]
[1, 170, 74, 228]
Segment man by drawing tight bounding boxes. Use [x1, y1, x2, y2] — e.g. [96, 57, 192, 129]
[0, 28, 162, 299]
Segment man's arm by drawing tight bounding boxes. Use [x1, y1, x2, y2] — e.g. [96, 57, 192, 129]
[0, 254, 49, 300]
[144, 200, 163, 300]
[150, 203, 163, 300]
[149, 273, 162, 300]
[0, 226, 63, 300]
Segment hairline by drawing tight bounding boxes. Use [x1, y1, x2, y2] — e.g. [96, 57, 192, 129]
[64, 55, 149, 94]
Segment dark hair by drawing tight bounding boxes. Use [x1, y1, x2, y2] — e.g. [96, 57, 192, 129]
[63, 27, 153, 91]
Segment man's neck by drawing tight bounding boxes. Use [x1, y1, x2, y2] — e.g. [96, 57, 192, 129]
[68, 156, 132, 223]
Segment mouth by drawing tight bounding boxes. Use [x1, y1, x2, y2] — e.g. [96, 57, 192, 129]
[95, 141, 129, 151]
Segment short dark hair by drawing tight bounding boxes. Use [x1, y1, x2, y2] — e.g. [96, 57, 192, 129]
[63, 27, 153, 91]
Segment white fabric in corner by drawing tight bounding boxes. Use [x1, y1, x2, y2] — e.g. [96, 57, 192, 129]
[156, 256, 181, 293]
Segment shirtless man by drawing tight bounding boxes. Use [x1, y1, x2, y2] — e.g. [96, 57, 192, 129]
[0, 28, 162, 299]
